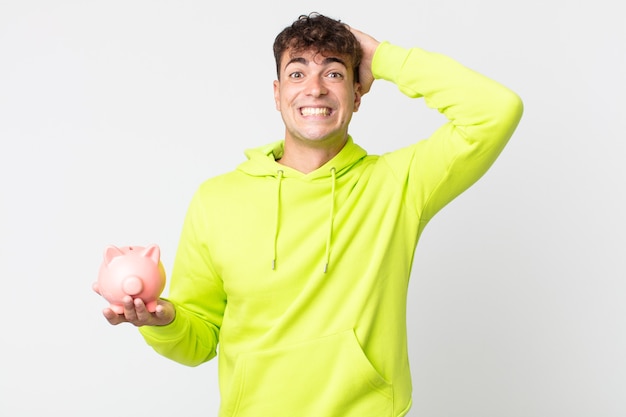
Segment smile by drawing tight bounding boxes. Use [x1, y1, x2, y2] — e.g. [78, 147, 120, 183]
[300, 107, 332, 116]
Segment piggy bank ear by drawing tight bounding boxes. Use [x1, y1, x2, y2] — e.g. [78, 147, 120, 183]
[103, 245, 125, 264]
[141, 244, 161, 264]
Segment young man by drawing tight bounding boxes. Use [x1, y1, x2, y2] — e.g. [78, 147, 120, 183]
[101, 13, 523, 417]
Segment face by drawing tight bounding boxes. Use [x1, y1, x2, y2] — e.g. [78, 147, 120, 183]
[273, 48, 361, 148]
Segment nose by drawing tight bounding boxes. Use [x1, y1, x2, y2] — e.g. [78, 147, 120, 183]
[305, 76, 327, 97]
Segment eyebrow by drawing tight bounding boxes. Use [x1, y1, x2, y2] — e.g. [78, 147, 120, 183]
[284, 56, 347, 70]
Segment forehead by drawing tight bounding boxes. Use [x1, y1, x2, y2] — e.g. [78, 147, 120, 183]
[280, 48, 351, 71]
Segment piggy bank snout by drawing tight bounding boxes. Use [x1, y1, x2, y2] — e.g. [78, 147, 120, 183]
[122, 276, 143, 296]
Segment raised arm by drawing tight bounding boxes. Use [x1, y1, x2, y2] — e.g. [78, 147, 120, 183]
[355, 33, 523, 221]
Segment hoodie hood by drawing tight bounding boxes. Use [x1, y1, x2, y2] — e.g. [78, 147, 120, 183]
[238, 136, 368, 180]
[236, 136, 368, 272]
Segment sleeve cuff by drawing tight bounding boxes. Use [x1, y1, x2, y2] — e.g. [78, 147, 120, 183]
[372, 41, 410, 83]
[138, 310, 188, 342]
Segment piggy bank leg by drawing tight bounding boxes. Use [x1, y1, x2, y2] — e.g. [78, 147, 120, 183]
[145, 300, 158, 313]
[110, 304, 125, 315]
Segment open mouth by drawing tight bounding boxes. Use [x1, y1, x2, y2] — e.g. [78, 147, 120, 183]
[300, 107, 332, 116]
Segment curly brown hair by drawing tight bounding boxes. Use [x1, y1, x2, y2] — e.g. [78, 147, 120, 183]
[273, 12, 362, 82]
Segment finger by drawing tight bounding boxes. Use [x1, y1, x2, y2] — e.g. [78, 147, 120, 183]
[102, 308, 126, 325]
[122, 296, 139, 322]
[133, 298, 152, 323]
[154, 303, 164, 317]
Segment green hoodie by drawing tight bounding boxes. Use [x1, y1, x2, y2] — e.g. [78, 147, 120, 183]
[140, 42, 523, 417]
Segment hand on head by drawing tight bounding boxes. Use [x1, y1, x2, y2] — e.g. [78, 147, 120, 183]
[350, 27, 380, 95]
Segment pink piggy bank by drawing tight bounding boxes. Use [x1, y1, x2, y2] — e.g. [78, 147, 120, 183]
[93, 244, 166, 314]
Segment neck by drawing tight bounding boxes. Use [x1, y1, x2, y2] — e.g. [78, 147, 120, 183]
[277, 137, 347, 174]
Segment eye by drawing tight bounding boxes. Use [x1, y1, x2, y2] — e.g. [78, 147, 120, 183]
[288, 71, 304, 79]
[327, 72, 344, 79]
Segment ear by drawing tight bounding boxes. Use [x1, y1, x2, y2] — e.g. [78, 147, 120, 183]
[103, 245, 124, 264]
[141, 244, 161, 264]
[273, 80, 281, 111]
[353, 83, 362, 112]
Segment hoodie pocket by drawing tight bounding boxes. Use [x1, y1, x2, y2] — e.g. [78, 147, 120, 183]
[222, 329, 393, 417]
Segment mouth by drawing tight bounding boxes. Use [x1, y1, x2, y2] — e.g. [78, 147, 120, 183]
[300, 107, 332, 117]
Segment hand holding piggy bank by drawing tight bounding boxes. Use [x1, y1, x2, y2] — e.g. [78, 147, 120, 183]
[93, 244, 166, 314]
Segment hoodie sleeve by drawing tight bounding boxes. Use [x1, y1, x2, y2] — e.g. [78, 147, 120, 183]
[139, 186, 226, 367]
[373, 42, 523, 223]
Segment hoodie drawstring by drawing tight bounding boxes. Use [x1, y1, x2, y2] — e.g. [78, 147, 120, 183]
[272, 170, 284, 270]
[272, 167, 336, 273]
[324, 168, 336, 273]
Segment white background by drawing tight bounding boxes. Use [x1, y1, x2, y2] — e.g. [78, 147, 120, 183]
[1, 1, 624, 416]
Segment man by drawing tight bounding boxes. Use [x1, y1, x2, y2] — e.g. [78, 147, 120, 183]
[101, 12, 523, 417]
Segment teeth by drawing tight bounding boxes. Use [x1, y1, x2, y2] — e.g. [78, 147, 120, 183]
[301, 107, 330, 116]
